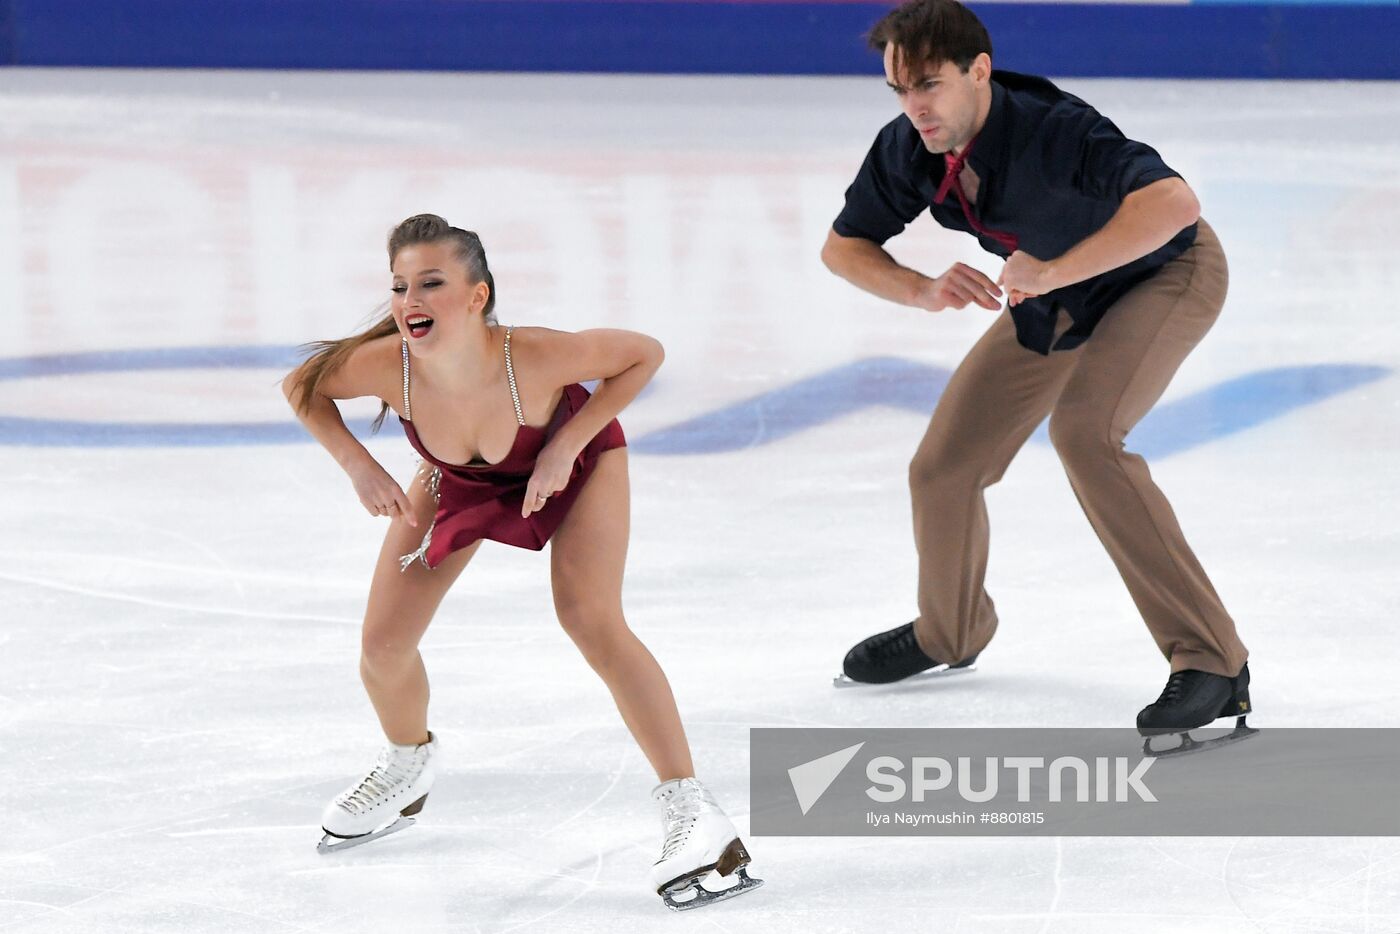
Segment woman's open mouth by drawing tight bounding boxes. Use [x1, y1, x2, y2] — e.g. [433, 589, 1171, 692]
[406, 315, 434, 338]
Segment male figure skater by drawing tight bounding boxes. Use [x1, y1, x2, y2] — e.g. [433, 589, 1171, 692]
[825, 0, 1252, 740]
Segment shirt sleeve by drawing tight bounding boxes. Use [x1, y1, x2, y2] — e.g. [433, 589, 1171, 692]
[832, 124, 929, 245]
[1049, 103, 1182, 203]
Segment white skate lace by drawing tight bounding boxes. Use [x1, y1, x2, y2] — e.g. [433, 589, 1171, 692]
[338, 748, 423, 815]
[658, 782, 719, 861]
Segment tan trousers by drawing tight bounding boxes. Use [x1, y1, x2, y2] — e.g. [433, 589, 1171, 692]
[909, 219, 1247, 677]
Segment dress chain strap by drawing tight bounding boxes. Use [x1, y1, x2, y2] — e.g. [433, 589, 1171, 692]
[503, 326, 525, 426]
[401, 338, 412, 421]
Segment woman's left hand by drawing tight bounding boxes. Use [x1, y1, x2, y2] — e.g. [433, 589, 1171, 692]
[522, 440, 581, 517]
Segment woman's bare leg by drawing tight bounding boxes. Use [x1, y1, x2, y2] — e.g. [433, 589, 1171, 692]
[549, 449, 694, 780]
[359, 464, 480, 745]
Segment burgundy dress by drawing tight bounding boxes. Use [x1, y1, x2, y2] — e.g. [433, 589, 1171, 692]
[397, 327, 626, 570]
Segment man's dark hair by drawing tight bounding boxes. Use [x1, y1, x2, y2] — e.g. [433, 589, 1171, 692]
[868, 0, 993, 78]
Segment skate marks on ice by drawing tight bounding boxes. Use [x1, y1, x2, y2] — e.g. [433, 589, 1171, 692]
[964, 836, 1400, 934]
[0, 348, 1387, 458]
[0, 559, 359, 629]
[0, 782, 346, 932]
[119, 773, 652, 929]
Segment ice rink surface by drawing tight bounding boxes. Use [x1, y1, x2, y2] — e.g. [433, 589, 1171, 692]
[1, 68, 1398, 933]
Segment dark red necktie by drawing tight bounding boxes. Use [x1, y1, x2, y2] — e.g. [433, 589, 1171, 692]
[934, 134, 1019, 253]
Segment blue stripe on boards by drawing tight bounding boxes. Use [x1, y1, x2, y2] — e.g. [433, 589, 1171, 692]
[7, 1, 1398, 79]
[0, 0, 17, 66]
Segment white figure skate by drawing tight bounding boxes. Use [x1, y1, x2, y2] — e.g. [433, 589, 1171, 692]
[317, 732, 438, 853]
[650, 777, 763, 911]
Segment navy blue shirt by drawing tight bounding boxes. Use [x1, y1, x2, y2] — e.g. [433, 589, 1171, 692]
[834, 70, 1196, 355]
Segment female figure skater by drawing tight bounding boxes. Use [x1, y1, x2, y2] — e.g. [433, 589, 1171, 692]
[282, 214, 760, 911]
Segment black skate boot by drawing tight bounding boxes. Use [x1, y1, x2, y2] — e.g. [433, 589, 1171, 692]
[1137, 662, 1257, 756]
[834, 622, 978, 687]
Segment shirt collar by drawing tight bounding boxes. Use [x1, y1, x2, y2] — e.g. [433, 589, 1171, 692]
[967, 75, 1008, 174]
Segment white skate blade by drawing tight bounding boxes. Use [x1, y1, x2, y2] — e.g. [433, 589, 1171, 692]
[661, 868, 764, 912]
[832, 661, 977, 689]
[316, 816, 416, 854]
[1141, 717, 1259, 758]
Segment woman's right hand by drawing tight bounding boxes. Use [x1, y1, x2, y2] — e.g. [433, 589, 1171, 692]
[347, 458, 417, 527]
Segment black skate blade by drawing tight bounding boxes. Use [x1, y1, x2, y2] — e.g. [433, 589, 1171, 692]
[316, 816, 416, 854]
[833, 661, 977, 689]
[661, 868, 764, 912]
[1141, 717, 1259, 758]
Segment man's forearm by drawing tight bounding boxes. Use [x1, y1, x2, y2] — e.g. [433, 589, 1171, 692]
[1046, 178, 1200, 291]
[822, 233, 932, 307]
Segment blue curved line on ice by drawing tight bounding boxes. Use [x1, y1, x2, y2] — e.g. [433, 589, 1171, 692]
[1117, 364, 1391, 459]
[632, 356, 949, 455]
[0, 347, 1389, 458]
[632, 359, 1391, 459]
[0, 344, 358, 447]
[0, 344, 304, 378]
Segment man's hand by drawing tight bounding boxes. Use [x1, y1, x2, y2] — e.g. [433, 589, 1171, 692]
[997, 250, 1059, 306]
[913, 262, 1004, 312]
